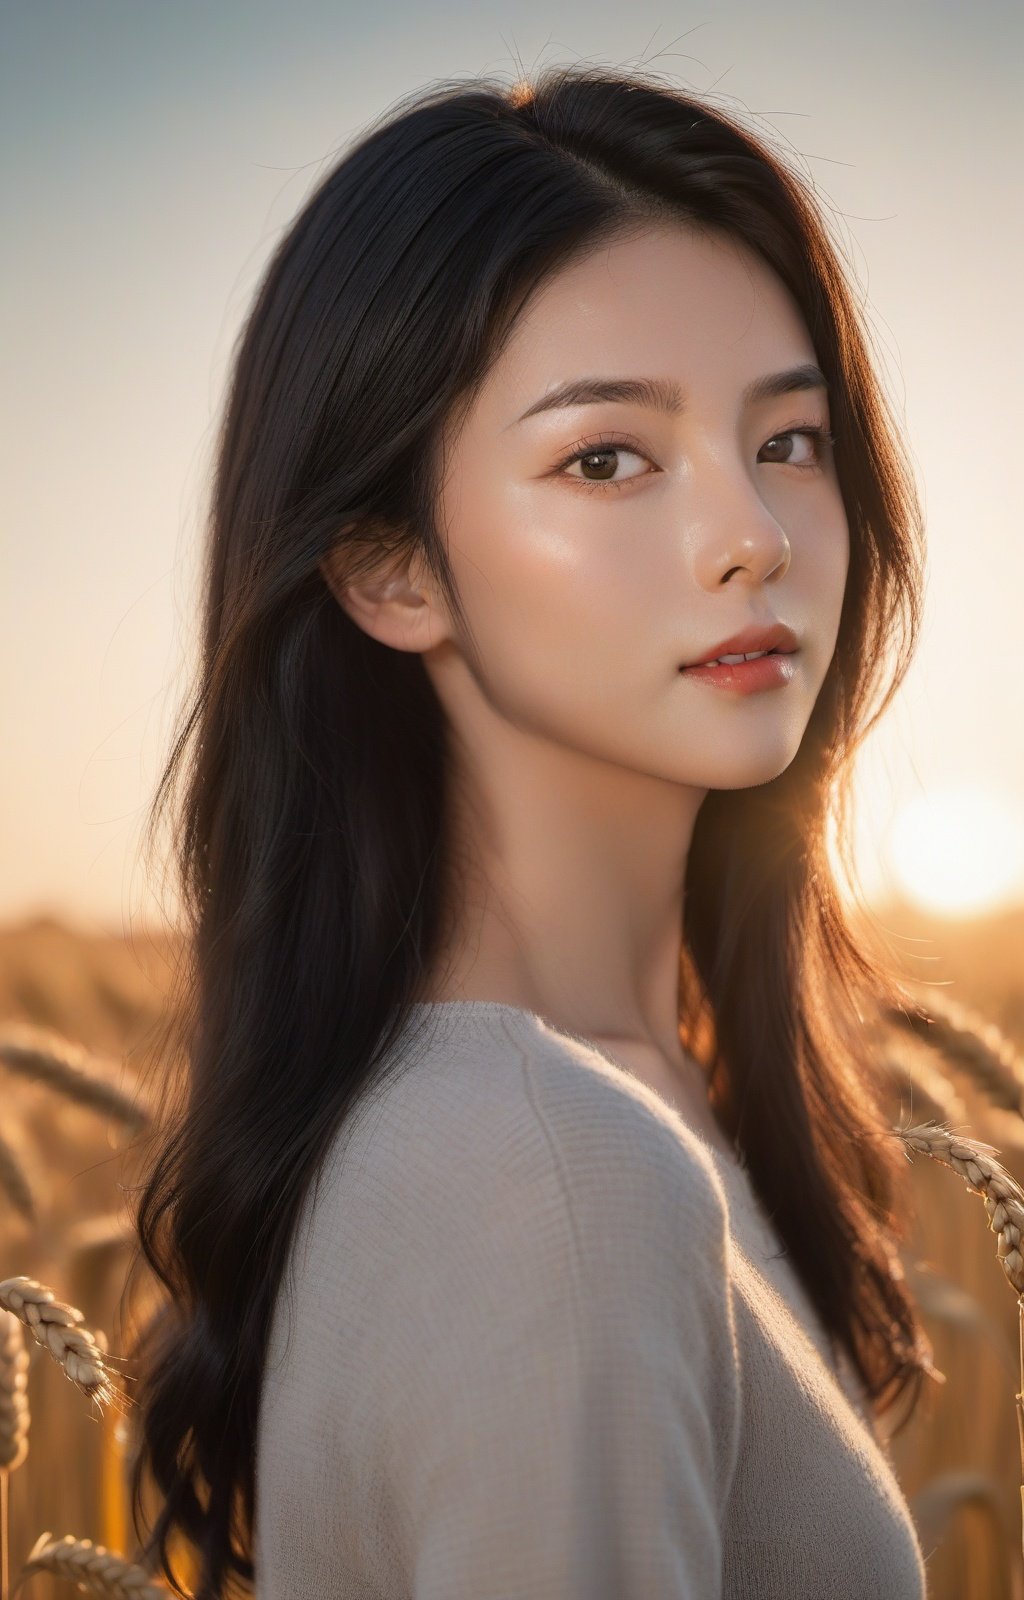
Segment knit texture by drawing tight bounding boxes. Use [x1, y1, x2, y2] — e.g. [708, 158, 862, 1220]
[254, 1000, 928, 1597]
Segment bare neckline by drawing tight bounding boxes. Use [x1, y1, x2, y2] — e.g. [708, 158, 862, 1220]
[407, 998, 745, 1174]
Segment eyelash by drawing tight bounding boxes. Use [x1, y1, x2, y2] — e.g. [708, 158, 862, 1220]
[553, 423, 838, 492]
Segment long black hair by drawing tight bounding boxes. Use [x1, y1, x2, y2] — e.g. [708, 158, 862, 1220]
[126, 62, 935, 1597]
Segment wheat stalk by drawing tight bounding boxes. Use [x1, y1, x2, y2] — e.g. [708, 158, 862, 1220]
[13, 1532, 169, 1597]
[894, 1118, 1024, 1562]
[0, 1023, 148, 1132]
[0, 1278, 122, 1413]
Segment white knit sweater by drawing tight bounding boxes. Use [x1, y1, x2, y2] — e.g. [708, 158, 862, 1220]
[254, 1000, 928, 1597]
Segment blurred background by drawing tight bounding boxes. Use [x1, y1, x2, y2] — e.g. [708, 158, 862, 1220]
[2, 0, 1023, 933]
[1, 3, 1021, 1597]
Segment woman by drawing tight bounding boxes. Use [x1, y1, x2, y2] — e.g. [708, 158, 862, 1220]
[128, 62, 939, 1598]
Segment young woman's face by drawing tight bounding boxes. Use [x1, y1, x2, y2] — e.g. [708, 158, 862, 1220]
[428, 220, 849, 793]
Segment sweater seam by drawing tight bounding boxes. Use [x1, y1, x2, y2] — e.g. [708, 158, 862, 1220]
[494, 1013, 589, 1355]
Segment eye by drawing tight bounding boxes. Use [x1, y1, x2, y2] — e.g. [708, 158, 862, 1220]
[554, 434, 655, 493]
[758, 424, 836, 471]
[552, 422, 837, 492]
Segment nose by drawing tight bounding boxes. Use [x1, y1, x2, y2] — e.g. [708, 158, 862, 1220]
[689, 466, 792, 590]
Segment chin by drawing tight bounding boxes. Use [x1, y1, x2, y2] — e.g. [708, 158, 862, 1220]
[698, 743, 804, 792]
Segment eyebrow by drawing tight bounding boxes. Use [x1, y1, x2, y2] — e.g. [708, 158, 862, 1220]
[508, 362, 829, 427]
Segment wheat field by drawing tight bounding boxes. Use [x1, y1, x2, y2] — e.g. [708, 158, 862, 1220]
[1, 903, 1022, 1599]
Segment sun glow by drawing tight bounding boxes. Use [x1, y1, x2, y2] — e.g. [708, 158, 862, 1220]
[885, 786, 1024, 917]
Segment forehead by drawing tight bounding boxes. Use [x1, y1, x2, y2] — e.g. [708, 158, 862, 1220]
[475, 223, 817, 429]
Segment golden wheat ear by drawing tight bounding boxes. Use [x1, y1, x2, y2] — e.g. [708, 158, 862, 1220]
[893, 1120, 1024, 1294]
[0, 1276, 123, 1412]
[14, 1531, 172, 1598]
[0, 1307, 30, 1472]
[0, 1133, 36, 1225]
[880, 992, 1024, 1118]
[0, 1021, 149, 1131]
[894, 1118, 1024, 1564]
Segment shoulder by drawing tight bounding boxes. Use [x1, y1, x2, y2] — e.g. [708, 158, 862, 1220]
[334, 1003, 733, 1267]
[288, 1007, 741, 1431]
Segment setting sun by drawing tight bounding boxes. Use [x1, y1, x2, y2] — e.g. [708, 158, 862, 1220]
[885, 786, 1024, 917]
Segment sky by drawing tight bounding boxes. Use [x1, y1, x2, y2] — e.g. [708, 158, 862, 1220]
[2, 0, 1022, 935]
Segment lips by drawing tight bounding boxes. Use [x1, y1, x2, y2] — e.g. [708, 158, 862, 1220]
[683, 620, 798, 668]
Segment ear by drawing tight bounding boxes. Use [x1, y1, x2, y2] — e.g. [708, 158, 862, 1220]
[319, 536, 448, 656]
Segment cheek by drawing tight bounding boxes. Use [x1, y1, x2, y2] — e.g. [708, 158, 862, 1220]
[445, 539, 656, 754]
[793, 504, 850, 681]
[785, 485, 849, 594]
[819, 507, 851, 619]
[447, 475, 644, 677]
